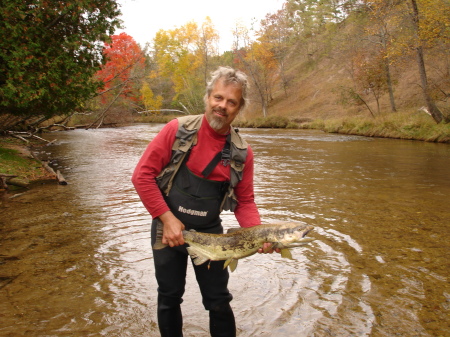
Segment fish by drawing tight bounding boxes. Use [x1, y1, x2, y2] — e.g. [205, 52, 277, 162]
[153, 222, 314, 272]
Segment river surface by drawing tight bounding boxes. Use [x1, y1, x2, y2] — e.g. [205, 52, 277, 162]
[0, 124, 449, 337]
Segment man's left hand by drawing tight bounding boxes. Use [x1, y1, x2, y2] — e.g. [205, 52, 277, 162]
[258, 242, 281, 254]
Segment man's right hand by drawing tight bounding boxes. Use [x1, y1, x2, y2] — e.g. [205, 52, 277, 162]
[159, 211, 185, 247]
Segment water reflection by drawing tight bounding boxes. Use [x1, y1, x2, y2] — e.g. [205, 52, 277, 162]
[0, 125, 449, 336]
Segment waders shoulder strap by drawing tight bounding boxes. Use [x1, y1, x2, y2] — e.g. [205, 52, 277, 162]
[201, 133, 231, 178]
[156, 115, 203, 195]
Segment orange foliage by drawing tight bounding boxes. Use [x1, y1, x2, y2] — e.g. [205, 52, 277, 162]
[96, 32, 145, 103]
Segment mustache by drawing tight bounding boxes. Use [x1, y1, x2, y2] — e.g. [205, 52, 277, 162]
[212, 107, 226, 115]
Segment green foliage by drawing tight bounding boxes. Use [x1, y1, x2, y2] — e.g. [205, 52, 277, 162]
[0, 144, 41, 180]
[0, 0, 121, 120]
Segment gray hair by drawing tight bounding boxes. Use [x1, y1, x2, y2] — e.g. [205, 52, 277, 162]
[204, 66, 249, 110]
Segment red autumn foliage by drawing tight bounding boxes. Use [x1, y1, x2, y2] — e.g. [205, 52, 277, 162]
[96, 32, 145, 103]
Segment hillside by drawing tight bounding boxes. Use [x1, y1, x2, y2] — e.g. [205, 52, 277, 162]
[243, 27, 449, 123]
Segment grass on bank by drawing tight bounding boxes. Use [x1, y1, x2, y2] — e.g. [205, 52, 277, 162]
[134, 111, 450, 143]
[0, 138, 52, 184]
[302, 112, 450, 143]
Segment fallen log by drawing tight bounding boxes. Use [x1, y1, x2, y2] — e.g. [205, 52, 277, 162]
[27, 148, 68, 186]
[6, 177, 29, 188]
[10, 133, 29, 144]
[56, 170, 67, 185]
[0, 174, 17, 180]
[42, 161, 57, 176]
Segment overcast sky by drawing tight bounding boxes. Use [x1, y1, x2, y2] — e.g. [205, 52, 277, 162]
[117, 0, 284, 52]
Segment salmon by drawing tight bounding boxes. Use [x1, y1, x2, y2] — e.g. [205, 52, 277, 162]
[153, 222, 314, 272]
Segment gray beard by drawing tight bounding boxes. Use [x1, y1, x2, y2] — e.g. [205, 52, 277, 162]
[208, 115, 225, 131]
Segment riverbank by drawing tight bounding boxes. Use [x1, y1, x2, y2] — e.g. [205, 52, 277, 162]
[135, 111, 450, 143]
[301, 113, 450, 143]
[0, 137, 55, 190]
[1, 111, 449, 187]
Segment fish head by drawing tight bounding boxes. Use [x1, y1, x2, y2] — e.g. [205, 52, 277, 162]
[276, 223, 315, 247]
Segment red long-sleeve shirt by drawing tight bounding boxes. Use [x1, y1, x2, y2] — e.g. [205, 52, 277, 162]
[132, 115, 261, 228]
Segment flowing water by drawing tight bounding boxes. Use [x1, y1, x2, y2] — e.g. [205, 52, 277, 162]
[0, 124, 449, 337]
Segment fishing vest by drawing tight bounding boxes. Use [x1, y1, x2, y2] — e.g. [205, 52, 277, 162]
[156, 114, 248, 212]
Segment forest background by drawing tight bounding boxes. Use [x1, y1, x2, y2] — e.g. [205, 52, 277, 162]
[0, 0, 449, 143]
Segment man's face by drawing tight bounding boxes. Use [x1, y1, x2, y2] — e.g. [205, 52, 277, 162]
[205, 79, 243, 134]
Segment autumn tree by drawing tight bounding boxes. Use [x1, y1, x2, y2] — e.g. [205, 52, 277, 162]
[152, 19, 220, 113]
[0, 0, 121, 131]
[233, 23, 271, 117]
[195, 17, 220, 84]
[364, 0, 449, 122]
[96, 33, 146, 102]
[364, 0, 399, 112]
[140, 82, 163, 112]
[407, 0, 449, 123]
[353, 51, 391, 116]
[90, 32, 146, 128]
[257, 7, 294, 96]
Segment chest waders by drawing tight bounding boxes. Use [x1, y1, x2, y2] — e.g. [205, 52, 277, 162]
[156, 114, 248, 232]
[152, 114, 242, 337]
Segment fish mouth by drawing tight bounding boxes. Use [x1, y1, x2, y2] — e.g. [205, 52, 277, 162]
[302, 227, 313, 237]
[288, 237, 316, 247]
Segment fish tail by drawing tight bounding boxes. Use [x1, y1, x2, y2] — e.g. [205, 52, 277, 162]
[152, 219, 168, 250]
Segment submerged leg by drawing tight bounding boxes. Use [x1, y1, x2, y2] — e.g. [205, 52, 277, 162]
[209, 301, 236, 337]
[152, 220, 188, 337]
[193, 259, 236, 337]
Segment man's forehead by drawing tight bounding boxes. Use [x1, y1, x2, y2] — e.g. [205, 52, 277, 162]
[213, 78, 242, 90]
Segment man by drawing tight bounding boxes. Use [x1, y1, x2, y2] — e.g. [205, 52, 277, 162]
[132, 66, 276, 337]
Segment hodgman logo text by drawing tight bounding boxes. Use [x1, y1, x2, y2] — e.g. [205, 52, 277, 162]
[178, 206, 208, 217]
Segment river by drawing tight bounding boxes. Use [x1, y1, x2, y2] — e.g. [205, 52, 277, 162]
[0, 124, 449, 336]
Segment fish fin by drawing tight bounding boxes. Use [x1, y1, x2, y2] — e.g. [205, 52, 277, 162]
[224, 258, 238, 272]
[152, 220, 168, 250]
[186, 246, 209, 266]
[280, 248, 293, 260]
[223, 258, 232, 269]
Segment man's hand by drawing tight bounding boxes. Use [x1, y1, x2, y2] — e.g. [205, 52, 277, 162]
[257, 242, 281, 254]
[159, 211, 185, 247]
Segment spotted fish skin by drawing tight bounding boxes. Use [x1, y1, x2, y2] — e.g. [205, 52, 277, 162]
[153, 222, 314, 272]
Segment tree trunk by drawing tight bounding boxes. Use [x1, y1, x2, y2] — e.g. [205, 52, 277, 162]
[410, 0, 445, 123]
[415, 45, 444, 123]
[383, 53, 397, 112]
[234, 50, 268, 117]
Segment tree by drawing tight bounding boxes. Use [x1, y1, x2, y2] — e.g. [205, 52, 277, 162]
[195, 17, 220, 85]
[286, 0, 347, 37]
[152, 19, 220, 113]
[365, 0, 399, 112]
[258, 8, 294, 96]
[353, 51, 390, 115]
[88, 33, 146, 128]
[96, 33, 146, 103]
[0, 0, 121, 130]
[141, 82, 163, 112]
[364, 0, 449, 121]
[408, 0, 448, 123]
